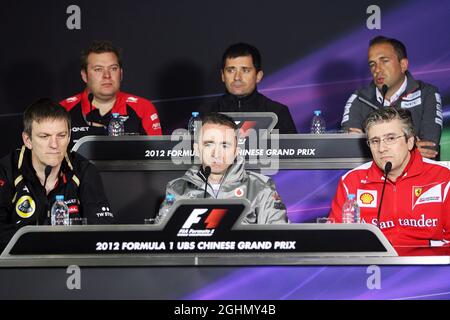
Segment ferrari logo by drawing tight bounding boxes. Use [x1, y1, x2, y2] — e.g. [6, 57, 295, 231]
[415, 188, 422, 197]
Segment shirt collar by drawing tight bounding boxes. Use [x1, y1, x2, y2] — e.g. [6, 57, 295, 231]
[367, 148, 423, 183]
[376, 76, 407, 106]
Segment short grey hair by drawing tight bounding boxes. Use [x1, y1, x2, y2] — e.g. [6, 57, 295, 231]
[363, 107, 415, 139]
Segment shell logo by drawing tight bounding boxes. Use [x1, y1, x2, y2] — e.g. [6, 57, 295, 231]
[359, 192, 374, 205]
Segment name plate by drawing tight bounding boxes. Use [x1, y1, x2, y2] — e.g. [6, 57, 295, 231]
[3, 200, 395, 257]
[72, 134, 370, 163]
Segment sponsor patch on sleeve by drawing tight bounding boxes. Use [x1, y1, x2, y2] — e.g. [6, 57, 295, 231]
[273, 192, 286, 210]
[403, 90, 421, 101]
[96, 206, 114, 218]
[342, 94, 356, 120]
[66, 96, 79, 103]
[234, 187, 245, 198]
[430, 239, 450, 247]
[401, 97, 421, 109]
[68, 205, 79, 214]
[435, 93, 442, 104]
[346, 94, 357, 104]
[126, 96, 138, 103]
[15, 195, 36, 218]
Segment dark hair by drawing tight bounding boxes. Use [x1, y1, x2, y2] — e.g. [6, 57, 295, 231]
[201, 112, 238, 131]
[80, 40, 122, 71]
[221, 43, 262, 71]
[369, 36, 408, 61]
[23, 98, 71, 136]
[363, 106, 415, 139]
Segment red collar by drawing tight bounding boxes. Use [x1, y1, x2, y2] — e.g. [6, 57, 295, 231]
[80, 89, 124, 115]
[367, 149, 423, 183]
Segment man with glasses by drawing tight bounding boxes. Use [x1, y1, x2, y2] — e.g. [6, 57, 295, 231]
[329, 107, 449, 247]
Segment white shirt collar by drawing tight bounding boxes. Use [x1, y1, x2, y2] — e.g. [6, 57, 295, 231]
[376, 76, 407, 106]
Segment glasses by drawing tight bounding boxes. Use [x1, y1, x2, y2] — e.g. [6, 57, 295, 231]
[367, 134, 406, 147]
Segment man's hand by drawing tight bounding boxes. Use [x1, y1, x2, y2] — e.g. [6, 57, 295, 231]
[347, 127, 363, 134]
[416, 138, 438, 159]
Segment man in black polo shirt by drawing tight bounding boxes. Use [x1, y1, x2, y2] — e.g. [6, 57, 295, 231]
[200, 43, 297, 134]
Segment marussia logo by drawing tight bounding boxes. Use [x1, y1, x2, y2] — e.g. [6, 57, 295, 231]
[126, 97, 138, 103]
[178, 208, 227, 237]
[66, 96, 78, 103]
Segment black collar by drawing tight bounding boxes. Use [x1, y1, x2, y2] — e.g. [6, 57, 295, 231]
[223, 89, 259, 106]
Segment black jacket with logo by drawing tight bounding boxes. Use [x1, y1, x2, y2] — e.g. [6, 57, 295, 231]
[341, 71, 443, 145]
[0, 146, 114, 251]
[199, 90, 298, 134]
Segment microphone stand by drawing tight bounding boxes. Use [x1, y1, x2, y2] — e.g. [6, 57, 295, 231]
[381, 84, 388, 107]
[203, 166, 211, 198]
[377, 161, 392, 228]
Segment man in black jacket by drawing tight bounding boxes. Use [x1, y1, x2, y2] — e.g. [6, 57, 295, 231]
[0, 98, 114, 251]
[341, 36, 443, 159]
[200, 43, 297, 134]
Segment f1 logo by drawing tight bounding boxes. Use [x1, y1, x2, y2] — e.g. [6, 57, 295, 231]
[181, 208, 228, 229]
[182, 209, 208, 229]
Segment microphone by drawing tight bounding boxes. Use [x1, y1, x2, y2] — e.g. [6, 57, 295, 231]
[203, 166, 211, 198]
[376, 161, 392, 228]
[43, 165, 52, 190]
[40, 165, 53, 226]
[380, 84, 388, 107]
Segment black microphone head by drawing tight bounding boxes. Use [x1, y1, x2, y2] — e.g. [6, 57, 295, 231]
[88, 93, 94, 104]
[381, 84, 388, 95]
[202, 166, 212, 198]
[204, 166, 211, 178]
[384, 161, 392, 174]
[44, 165, 52, 177]
[42, 165, 53, 189]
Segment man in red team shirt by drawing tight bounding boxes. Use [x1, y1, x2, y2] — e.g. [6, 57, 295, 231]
[329, 107, 449, 247]
[60, 41, 162, 147]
